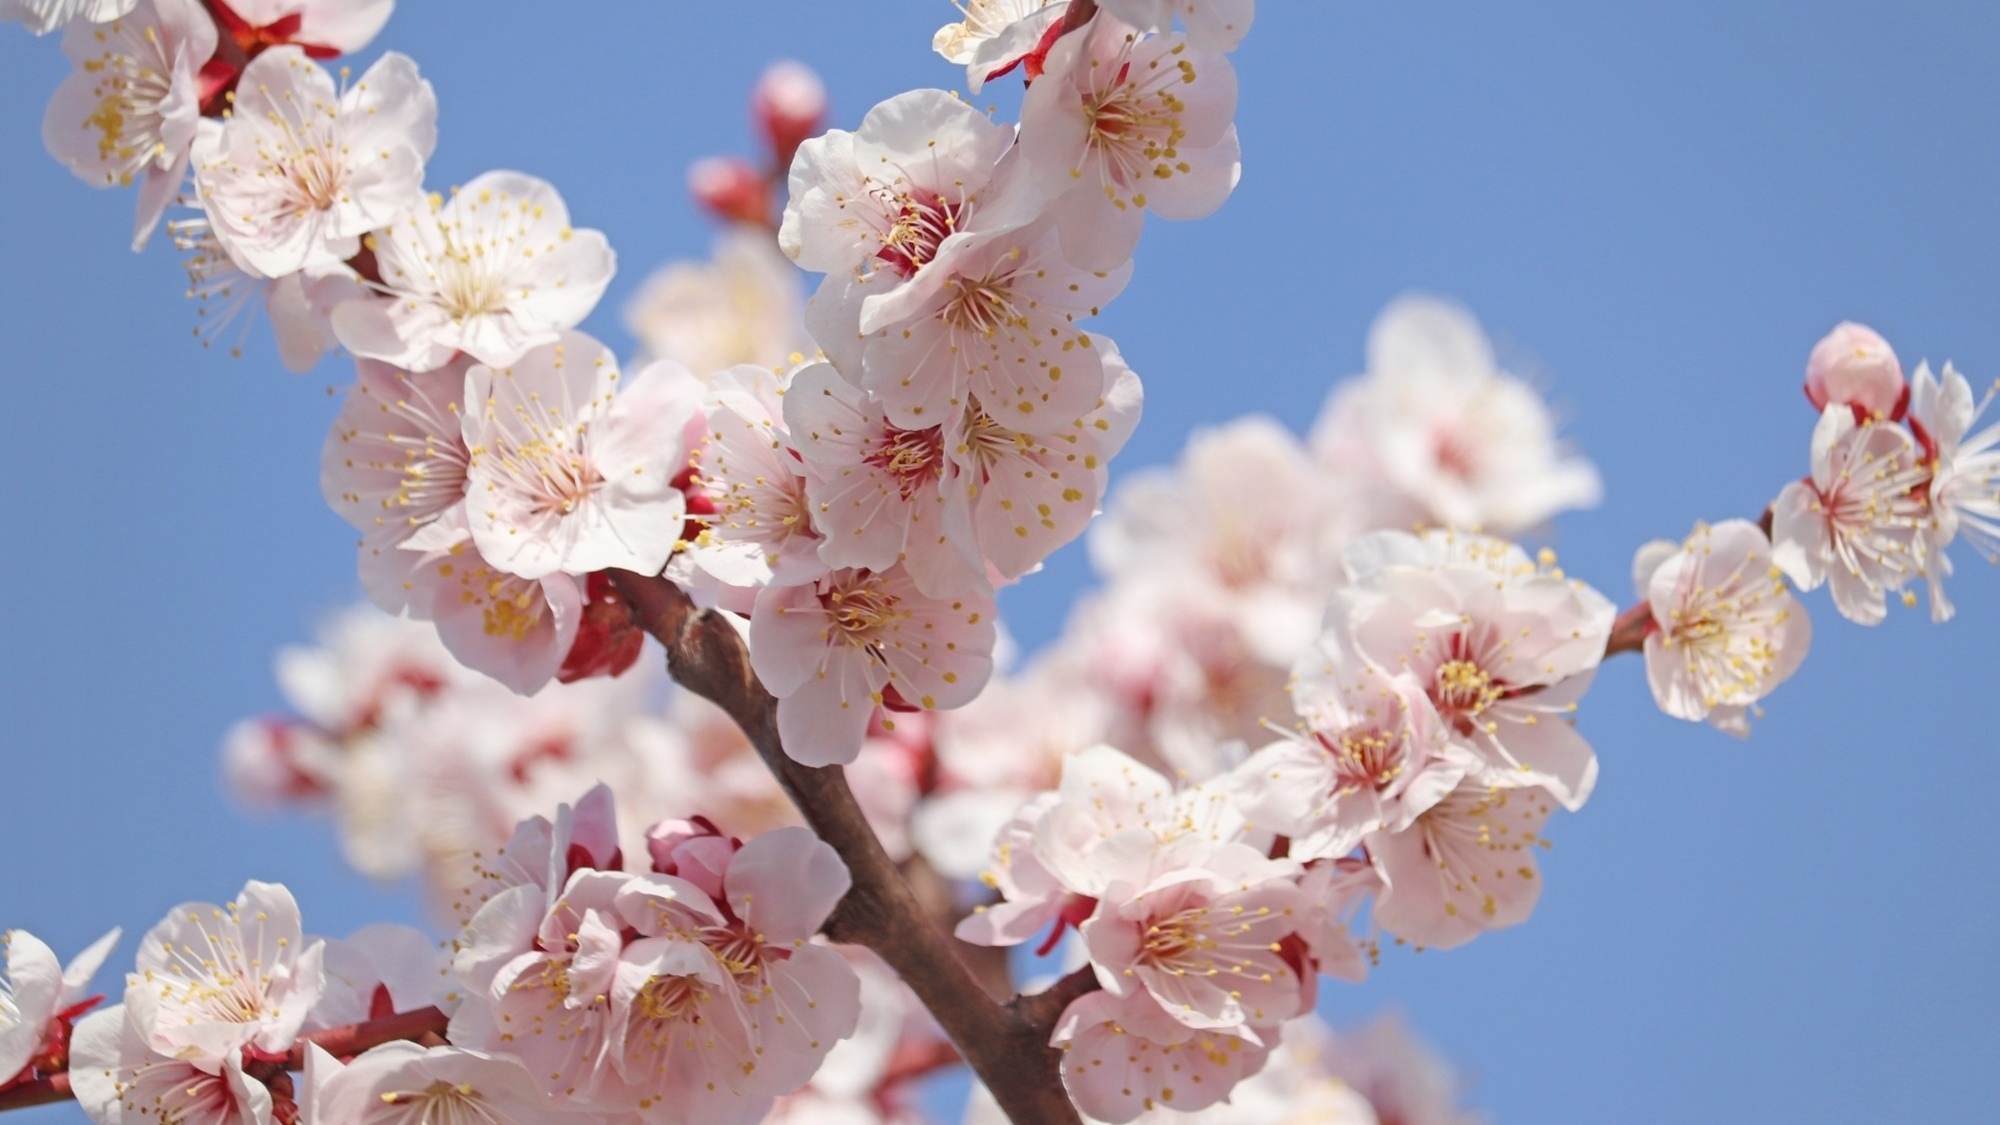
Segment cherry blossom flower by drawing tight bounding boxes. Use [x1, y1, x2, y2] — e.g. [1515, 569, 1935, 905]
[1770, 405, 1931, 625]
[1367, 781, 1554, 949]
[749, 565, 996, 766]
[1327, 529, 1614, 811]
[0, 928, 119, 1085]
[1911, 361, 2000, 622]
[130, 880, 326, 1066]
[1236, 659, 1470, 863]
[1021, 14, 1241, 271]
[461, 332, 703, 581]
[622, 228, 809, 378]
[1805, 321, 1906, 421]
[948, 336, 1144, 582]
[41, 0, 217, 249]
[1080, 837, 1318, 1031]
[301, 1041, 586, 1125]
[932, 0, 1069, 93]
[678, 363, 827, 594]
[69, 1005, 272, 1125]
[1096, 0, 1255, 54]
[1051, 988, 1276, 1123]
[406, 544, 583, 694]
[834, 215, 1132, 434]
[644, 825, 864, 1101]
[1631, 520, 1810, 734]
[194, 47, 435, 278]
[1, 0, 134, 35]
[209, 0, 395, 59]
[1312, 295, 1601, 534]
[331, 171, 616, 371]
[320, 356, 474, 613]
[786, 361, 985, 597]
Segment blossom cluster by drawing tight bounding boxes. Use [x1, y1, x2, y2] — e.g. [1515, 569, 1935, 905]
[1, 790, 879, 1125]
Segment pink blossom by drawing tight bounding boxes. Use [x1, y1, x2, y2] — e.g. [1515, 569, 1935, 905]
[933, 0, 1070, 93]
[41, 0, 216, 249]
[1096, 0, 1255, 53]
[1368, 781, 1554, 949]
[1805, 321, 1906, 420]
[130, 880, 326, 1068]
[331, 172, 615, 371]
[1911, 361, 2000, 621]
[750, 566, 995, 766]
[1052, 989, 1275, 1123]
[1021, 14, 1241, 270]
[406, 544, 583, 695]
[305, 924, 452, 1030]
[1633, 520, 1811, 734]
[1770, 406, 1931, 625]
[0, 928, 119, 1085]
[320, 356, 475, 614]
[1328, 529, 1614, 811]
[301, 1040, 586, 1125]
[679, 363, 827, 593]
[461, 332, 702, 581]
[69, 1005, 272, 1125]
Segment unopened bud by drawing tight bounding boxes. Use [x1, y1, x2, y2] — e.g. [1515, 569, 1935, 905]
[645, 816, 737, 901]
[556, 572, 645, 685]
[751, 60, 827, 168]
[688, 155, 770, 226]
[1805, 321, 1907, 420]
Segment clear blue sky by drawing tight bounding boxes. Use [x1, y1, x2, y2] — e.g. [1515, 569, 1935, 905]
[3, 3, 1997, 1122]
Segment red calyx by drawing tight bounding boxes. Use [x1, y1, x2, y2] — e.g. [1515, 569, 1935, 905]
[557, 573, 647, 684]
[1033, 894, 1101, 958]
[988, 17, 1070, 87]
[197, 3, 345, 117]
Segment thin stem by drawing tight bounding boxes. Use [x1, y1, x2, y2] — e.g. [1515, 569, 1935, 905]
[606, 570, 1089, 1125]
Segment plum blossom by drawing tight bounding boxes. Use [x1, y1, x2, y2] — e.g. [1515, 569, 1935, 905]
[305, 924, 452, 1030]
[1021, 14, 1241, 270]
[1312, 296, 1601, 534]
[332, 171, 616, 371]
[622, 228, 809, 377]
[320, 356, 474, 613]
[786, 361, 984, 596]
[1096, 0, 1255, 54]
[1805, 321, 1907, 421]
[461, 332, 703, 581]
[948, 336, 1144, 582]
[1051, 989, 1275, 1123]
[1770, 406, 1931, 625]
[750, 565, 995, 766]
[170, 212, 366, 371]
[1911, 361, 2000, 622]
[1, 0, 134, 34]
[1235, 659, 1471, 863]
[130, 880, 326, 1066]
[1326, 530, 1614, 811]
[678, 363, 827, 593]
[1079, 838, 1318, 1031]
[932, 0, 1068, 93]
[1368, 780, 1553, 949]
[0, 928, 119, 1085]
[69, 1005, 272, 1125]
[194, 47, 436, 277]
[1631, 520, 1810, 734]
[41, 0, 217, 249]
[301, 1041, 585, 1125]
[406, 545, 583, 694]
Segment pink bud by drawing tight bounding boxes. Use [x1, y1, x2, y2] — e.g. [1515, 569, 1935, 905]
[751, 60, 826, 168]
[645, 816, 737, 901]
[688, 155, 770, 226]
[1805, 322, 1907, 420]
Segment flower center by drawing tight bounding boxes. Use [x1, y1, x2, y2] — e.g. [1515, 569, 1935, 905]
[1323, 727, 1405, 793]
[1433, 659, 1501, 721]
[1081, 54, 1196, 198]
[942, 272, 1023, 335]
[865, 425, 946, 499]
[77, 31, 175, 184]
[824, 581, 903, 645]
[876, 190, 963, 278]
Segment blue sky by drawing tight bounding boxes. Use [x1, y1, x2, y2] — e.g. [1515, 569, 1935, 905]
[3, 3, 1996, 1122]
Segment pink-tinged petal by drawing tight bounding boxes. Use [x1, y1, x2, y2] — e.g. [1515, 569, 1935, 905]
[804, 272, 871, 381]
[742, 943, 862, 1095]
[1053, 989, 1272, 1124]
[774, 656, 879, 767]
[747, 580, 836, 697]
[0, 930, 62, 1079]
[1370, 783, 1551, 950]
[955, 896, 1062, 947]
[297, 0, 393, 54]
[724, 828, 852, 942]
[1769, 479, 1828, 591]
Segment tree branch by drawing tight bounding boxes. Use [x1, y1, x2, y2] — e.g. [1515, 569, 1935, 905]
[0, 1075, 70, 1113]
[1605, 602, 1654, 657]
[606, 570, 1088, 1125]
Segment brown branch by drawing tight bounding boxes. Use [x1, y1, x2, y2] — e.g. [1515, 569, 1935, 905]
[607, 570, 1089, 1125]
[1605, 602, 1654, 656]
